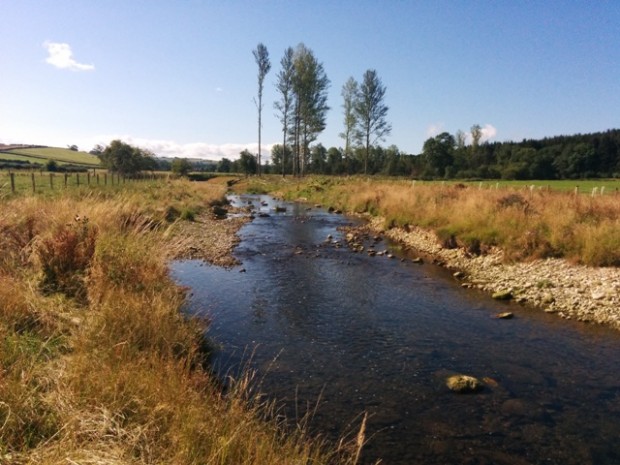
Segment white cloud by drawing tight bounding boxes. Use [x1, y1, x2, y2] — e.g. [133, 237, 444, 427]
[43, 41, 94, 71]
[426, 122, 444, 138]
[480, 123, 497, 142]
[85, 135, 272, 161]
[426, 123, 497, 145]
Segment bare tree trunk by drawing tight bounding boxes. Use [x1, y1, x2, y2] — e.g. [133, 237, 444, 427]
[257, 102, 262, 176]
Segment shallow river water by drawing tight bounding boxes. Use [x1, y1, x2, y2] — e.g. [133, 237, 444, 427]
[171, 195, 620, 465]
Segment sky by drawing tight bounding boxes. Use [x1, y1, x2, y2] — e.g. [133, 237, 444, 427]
[1, 0, 619, 160]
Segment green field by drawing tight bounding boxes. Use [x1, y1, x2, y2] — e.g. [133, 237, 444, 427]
[0, 146, 101, 167]
[391, 178, 620, 195]
[460, 179, 620, 194]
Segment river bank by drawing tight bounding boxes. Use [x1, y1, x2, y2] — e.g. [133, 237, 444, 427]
[351, 216, 620, 330]
[232, 175, 620, 331]
[0, 179, 359, 465]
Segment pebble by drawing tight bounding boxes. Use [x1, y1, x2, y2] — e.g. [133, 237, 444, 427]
[359, 216, 620, 332]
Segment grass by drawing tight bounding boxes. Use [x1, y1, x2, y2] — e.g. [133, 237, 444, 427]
[462, 179, 620, 194]
[234, 175, 620, 267]
[0, 171, 162, 198]
[0, 179, 365, 464]
[0, 147, 101, 167]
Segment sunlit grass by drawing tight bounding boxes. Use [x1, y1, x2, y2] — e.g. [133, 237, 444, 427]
[0, 179, 365, 464]
[237, 175, 620, 266]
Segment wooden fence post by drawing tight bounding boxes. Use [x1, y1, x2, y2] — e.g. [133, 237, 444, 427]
[10, 173, 15, 193]
[31, 173, 36, 193]
[50, 173, 54, 190]
[64, 173, 68, 188]
[87, 172, 90, 185]
[76, 173, 80, 186]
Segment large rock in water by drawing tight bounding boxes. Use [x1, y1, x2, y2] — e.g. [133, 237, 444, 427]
[446, 375, 483, 393]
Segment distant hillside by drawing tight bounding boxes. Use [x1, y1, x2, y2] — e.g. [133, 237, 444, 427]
[0, 146, 101, 168]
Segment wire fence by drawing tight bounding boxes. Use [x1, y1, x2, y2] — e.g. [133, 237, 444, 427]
[0, 170, 170, 197]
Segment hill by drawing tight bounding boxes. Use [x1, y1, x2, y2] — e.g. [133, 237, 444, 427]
[0, 146, 101, 168]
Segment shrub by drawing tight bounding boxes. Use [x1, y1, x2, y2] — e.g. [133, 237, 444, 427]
[34, 216, 97, 301]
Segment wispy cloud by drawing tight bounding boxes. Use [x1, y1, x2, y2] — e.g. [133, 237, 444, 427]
[480, 123, 497, 142]
[86, 135, 272, 161]
[427, 122, 497, 144]
[43, 41, 94, 71]
[426, 122, 444, 138]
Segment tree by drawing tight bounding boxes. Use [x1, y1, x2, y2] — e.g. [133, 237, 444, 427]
[274, 47, 295, 177]
[99, 140, 154, 177]
[309, 143, 327, 174]
[238, 149, 258, 177]
[46, 159, 59, 172]
[422, 132, 455, 178]
[252, 43, 271, 176]
[89, 144, 104, 156]
[171, 158, 192, 177]
[339, 77, 358, 173]
[216, 158, 232, 173]
[470, 124, 482, 151]
[455, 130, 467, 149]
[270, 144, 292, 174]
[326, 147, 343, 174]
[290, 43, 330, 176]
[354, 69, 391, 174]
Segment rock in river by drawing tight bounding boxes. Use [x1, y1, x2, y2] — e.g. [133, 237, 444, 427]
[496, 312, 514, 319]
[446, 375, 483, 393]
[492, 290, 513, 301]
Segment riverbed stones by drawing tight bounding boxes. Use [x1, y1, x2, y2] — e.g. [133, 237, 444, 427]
[446, 375, 483, 393]
[212, 205, 228, 219]
[492, 290, 513, 300]
[340, 213, 620, 331]
[496, 312, 514, 319]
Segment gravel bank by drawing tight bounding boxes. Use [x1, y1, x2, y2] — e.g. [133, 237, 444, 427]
[365, 216, 620, 330]
[168, 209, 249, 267]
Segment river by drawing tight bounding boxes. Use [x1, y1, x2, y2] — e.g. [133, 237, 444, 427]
[171, 195, 620, 465]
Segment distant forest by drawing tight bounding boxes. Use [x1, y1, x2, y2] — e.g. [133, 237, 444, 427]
[260, 128, 620, 180]
[413, 128, 620, 180]
[162, 128, 620, 180]
[91, 128, 620, 180]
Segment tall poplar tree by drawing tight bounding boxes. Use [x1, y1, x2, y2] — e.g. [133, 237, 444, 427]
[274, 47, 294, 177]
[354, 69, 391, 174]
[339, 77, 358, 173]
[253, 43, 271, 176]
[290, 43, 330, 176]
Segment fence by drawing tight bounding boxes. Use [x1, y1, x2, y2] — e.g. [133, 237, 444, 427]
[1, 170, 170, 197]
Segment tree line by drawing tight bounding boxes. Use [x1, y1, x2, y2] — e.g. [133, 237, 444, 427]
[417, 127, 620, 180]
[94, 128, 620, 180]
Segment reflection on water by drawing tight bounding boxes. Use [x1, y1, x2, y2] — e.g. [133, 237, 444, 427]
[171, 195, 620, 465]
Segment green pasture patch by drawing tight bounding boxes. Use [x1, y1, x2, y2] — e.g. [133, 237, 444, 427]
[2, 147, 100, 167]
[460, 179, 620, 194]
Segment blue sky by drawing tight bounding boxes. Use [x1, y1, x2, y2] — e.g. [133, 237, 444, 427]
[1, 0, 618, 160]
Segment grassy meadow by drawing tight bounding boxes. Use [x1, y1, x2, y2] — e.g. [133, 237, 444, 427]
[0, 147, 100, 167]
[0, 177, 363, 464]
[236, 176, 620, 267]
[0, 170, 163, 198]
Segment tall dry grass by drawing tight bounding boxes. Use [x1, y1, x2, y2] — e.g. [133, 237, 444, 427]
[0, 179, 366, 464]
[251, 176, 620, 267]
